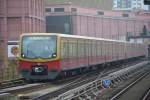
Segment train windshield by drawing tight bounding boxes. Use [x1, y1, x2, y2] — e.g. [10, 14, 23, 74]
[21, 36, 57, 59]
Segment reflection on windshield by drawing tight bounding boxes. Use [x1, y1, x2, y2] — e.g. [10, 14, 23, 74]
[22, 36, 57, 59]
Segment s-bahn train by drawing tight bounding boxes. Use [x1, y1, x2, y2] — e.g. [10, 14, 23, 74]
[19, 33, 147, 80]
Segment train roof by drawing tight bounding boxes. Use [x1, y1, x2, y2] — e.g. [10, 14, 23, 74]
[20, 33, 142, 44]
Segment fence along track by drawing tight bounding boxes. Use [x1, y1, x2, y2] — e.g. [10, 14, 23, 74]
[142, 87, 150, 100]
[110, 71, 150, 100]
[28, 61, 147, 100]
[27, 70, 106, 100]
[53, 61, 148, 100]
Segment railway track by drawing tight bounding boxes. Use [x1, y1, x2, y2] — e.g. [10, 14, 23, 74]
[0, 59, 142, 90]
[0, 65, 111, 100]
[16, 63, 126, 100]
[54, 61, 148, 100]
[142, 88, 150, 100]
[20, 70, 112, 100]
[0, 78, 25, 89]
[18, 68, 110, 100]
[20, 61, 143, 100]
[0, 60, 145, 100]
[110, 71, 150, 100]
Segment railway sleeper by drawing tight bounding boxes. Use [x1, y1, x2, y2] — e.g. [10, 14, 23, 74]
[110, 70, 146, 88]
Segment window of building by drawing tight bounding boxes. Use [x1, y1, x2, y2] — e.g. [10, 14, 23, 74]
[54, 8, 64, 12]
[122, 13, 129, 17]
[64, 23, 70, 33]
[97, 11, 104, 15]
[71, 8, 77, 12]
[45, 8, 51, 12]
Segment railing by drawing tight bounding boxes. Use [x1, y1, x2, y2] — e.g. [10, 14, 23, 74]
[55, 61, 148, 100]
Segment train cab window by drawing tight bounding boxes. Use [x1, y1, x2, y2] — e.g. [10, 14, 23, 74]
[21, 36, 57, 59]
[54, 8, 64, 12]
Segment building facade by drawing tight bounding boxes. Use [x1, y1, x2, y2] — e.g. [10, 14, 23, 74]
[0, 0, 45, 82]
[46, 0, 113, 10]
[113, 0, 149, 10]
[46, 3, 150, 41]
[0, 0, 45, 41]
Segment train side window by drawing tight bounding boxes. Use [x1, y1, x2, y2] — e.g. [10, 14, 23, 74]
[85, 40, 89, 57]
[110, 41, 113, 59]
[94, 41, 97, 57]
[112, 41, 114, 59]
[67, 39, 77, 58]
[77, 40, 80, 57]
[96, 41, 98, 56]
[75, 42, 78, 57]
[118, 42, 120, 57]
[97, 42, 99, 56]
[81, 41, 85, 57]
[108, 41, 111, 58]
[89, 40, 92, 57]
[100, 41, 102, 56]
[61, 40, 64, 59]
[91, 41, 94, 57]
[100, 41, 102, 57]
[61, 38, 68, 59]
[72, 42, 76, 58]
[68, 42, 72, 58]
[101, 41, 104, 57]
[94, 41, 96, 57]
[78, 40, 81, 57]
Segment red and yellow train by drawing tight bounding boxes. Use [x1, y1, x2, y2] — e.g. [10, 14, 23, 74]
[19, 33, 147, 80]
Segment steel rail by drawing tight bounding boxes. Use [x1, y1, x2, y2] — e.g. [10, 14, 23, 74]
[54, 61, 148, 100]
[31, 71, 104, 100]
[0, 78, 25, 89]
[110, 71, 150, 100]
[142, 88, 150, 100]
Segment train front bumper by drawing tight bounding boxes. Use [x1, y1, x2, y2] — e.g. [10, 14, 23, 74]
[21, 69, 59, 80]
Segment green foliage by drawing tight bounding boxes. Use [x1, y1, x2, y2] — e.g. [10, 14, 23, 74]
[0, 60, 20, 82]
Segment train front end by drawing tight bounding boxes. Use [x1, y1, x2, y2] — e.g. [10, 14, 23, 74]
[19, 33, 60, 80]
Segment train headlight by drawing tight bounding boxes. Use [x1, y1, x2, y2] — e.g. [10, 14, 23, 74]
[31, 65, 48, 75]
[51, 53, 57, 58]
[22, 54, 25, 58]
[34, 67, 44, 73]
